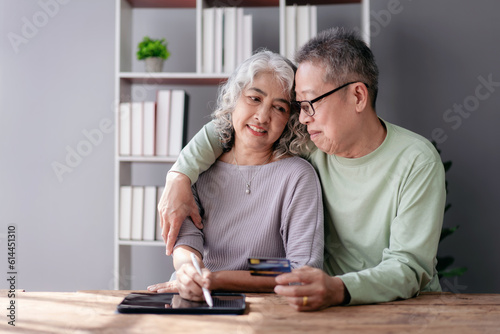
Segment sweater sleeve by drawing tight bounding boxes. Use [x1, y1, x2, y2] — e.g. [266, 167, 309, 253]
[281, 161, 324, 270]
[339, 161, 446, 305]
[170, 121, 223, 185]
[174, 184, 205, 257]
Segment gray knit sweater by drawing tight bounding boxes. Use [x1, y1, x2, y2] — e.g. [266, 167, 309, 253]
[175, 156, 324, 271]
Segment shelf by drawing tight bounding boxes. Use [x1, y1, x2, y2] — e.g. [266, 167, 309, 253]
[118, 156, 178, 163]
[205, 0, 279, 6]
[126, 0, 284, 8]
[115, 0, 370, 290]
[119, 239, 165, 246]
[126, 0, 196, 8]
[286, 0, 361, 4]
[120, 72, 229, 85]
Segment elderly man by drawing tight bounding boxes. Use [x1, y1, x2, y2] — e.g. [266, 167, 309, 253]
[157, 27, 446, 311]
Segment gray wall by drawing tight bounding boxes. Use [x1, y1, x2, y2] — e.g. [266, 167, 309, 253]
[1, 0, 117, 291]
[1, 0, 498, 293]
[370, 0, 500, 294]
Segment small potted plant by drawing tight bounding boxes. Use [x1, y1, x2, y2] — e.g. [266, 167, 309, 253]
[137, 36, 171, 72]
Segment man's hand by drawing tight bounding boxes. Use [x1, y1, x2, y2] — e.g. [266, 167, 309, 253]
[158, 172, 202, 255]
[274, 266, 348, 311]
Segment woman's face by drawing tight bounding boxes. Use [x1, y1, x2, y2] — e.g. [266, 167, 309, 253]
[232, 71, 291, 154]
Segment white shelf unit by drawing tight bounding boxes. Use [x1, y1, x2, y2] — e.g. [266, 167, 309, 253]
[114, 0, 370, 289]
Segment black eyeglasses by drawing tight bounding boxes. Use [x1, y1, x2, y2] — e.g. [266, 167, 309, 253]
[292, 81, 369, 117]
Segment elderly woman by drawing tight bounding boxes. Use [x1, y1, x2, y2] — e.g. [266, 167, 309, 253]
[148, 50, 323, 301]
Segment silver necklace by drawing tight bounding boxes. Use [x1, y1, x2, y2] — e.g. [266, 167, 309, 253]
[233, 150, 273, 194]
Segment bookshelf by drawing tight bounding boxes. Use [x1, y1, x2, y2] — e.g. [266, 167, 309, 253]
[114, 0, 370, 289]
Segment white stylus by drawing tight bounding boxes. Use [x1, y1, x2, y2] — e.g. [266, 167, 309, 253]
[190, 252, 213, 307]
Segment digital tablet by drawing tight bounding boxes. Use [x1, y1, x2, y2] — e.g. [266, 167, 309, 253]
[116, 292, 246, 315]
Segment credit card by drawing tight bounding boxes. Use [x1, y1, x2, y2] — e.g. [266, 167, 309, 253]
[248, 258, 291, 276]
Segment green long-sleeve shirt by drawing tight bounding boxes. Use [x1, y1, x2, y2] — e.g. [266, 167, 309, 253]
[171, 119, 446, 305]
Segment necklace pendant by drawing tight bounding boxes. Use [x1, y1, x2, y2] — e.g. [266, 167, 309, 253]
[233, 150, 273, 196]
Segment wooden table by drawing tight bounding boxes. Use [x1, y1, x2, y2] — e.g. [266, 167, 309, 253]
[1, 290, 499, 333]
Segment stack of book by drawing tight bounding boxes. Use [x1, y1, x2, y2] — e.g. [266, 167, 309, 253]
[119, 186, 165, 242]
[285, 4, 318, 61]
[119, 90, 188, 157]
[202, 7, 253, 74]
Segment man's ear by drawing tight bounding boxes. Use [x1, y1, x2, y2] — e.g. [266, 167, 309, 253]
[353, 83, 369, 112]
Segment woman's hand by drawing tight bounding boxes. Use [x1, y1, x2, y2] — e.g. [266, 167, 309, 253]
[147, 281, 178, 293]
[175, 262, 213, 302]
[158, 172, 202, 255]
[274, 266, 348, 311]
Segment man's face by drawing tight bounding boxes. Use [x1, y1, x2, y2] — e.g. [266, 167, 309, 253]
[295, 61, 359, 156]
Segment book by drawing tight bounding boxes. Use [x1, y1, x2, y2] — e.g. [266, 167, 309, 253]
[156, 186, 164, 241]
[119, 186, 132, 240]
[155, 90, 171, 156]
[236, 8, 245, 66]
[119, 102, 131, 156]
[285, 5, 297, 60]
[142, 186, 157, 241]
[131, 186, 144, 241]
[214, 7, 224, 73]
[203, 8, 215, 73]
[168, 90, 187, 156]
[131, 102, 143, 156]
[142, 101, 156, 156]
[296, 5, 310, 50]
[223, 7, 237, 73]
[310, 5, 317, 39]
[243, 14, 253, 61]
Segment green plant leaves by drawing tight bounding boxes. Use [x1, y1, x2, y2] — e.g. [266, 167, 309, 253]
[436, 255, 454, 272]
[443, 160, 452, 172]
[432, 140, 468, 280]
[440, 225, 458, 242]
[439, 267, 468, 278]
[137, 36, 171, 60]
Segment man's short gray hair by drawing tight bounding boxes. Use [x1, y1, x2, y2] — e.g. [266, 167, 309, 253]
[212, 49, 309, 157]
[296, 27, 379, 108]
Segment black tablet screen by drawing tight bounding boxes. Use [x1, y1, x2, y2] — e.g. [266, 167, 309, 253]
[117, 292, 246, 315]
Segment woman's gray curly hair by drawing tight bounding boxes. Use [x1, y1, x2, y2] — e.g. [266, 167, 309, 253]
[211, 49, 309, 158]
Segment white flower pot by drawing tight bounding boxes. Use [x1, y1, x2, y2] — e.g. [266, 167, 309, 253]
[144, 57, 164, 72]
